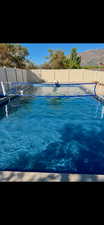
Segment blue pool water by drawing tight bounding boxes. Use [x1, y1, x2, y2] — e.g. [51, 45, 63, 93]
[0, 86, 104, 174]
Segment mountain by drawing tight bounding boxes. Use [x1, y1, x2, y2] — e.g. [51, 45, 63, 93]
[68, 49, 104, 66]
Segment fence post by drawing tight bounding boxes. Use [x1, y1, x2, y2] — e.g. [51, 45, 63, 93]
[3, 66, 9, 92]
[54, 70, 55, 81]
[14, 67, 18, 93]
[68, 70, 70, 83]
[0, 68, 1, 83]
[82, 70, 84, 82]
[14, 67, 18, 82]
[40, 69, 41, 78]
[4, 66, 8, 83]
[21, 69, 24, 82]
[68, 69, 71, 83]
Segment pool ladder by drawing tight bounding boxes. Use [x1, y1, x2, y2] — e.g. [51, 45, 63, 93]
[1, 81, 6, 96]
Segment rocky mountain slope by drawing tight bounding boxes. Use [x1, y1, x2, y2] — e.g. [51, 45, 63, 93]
[68, 49, 104, 66]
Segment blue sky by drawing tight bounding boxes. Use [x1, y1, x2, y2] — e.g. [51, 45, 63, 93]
[21, 43, 104, 65]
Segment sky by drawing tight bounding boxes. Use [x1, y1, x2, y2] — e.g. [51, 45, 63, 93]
[21, 43, 104, 65]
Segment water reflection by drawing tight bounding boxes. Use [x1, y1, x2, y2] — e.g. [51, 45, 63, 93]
[0, 96, 33, 120]
[48, 97, 62, 106]
[95, 100, 104, 119]
[101, 105, 104, 119]
[95, 101, 101, 118]
[5, 105, 8, 118]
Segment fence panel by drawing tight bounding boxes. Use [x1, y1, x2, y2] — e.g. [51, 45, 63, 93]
[16, 69, 23, 82]
[41, 70, 55, 82]
[22, 69, 27, 82]
[55, 70, 69, 82]
[0, 68, 7, 82]
[0, 67, 42, 96]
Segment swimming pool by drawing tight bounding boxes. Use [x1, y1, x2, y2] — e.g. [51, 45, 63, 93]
[0, 85, 104, 174]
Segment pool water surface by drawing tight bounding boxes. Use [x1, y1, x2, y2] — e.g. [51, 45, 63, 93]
[0, 86, 104, 174]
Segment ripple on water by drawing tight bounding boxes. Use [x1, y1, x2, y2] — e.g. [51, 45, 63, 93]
[0, 95, 104, 173]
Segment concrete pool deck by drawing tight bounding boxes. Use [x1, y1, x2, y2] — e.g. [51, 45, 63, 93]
[0, 171, 104, 182]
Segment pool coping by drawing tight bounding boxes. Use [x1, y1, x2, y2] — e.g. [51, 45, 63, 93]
[0, 171, 104, 182]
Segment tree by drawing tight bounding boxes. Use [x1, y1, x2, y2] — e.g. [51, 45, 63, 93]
[64, 48, 81, 69]
[0, 44, 29, 68]
[0, 44, 11, 67]
[45, 49, 66, 69]
[69, 48, 81, 68]
[7, 44, 29, 68]
[44, 48, 81, 69]
[63, 58, 70, 69]
[24, 59, 38, 69]
[41, 62, 51, 69]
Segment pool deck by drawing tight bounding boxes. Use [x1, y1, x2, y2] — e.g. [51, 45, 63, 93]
[95, 83, 104, 102]
[0, 171, 104, 182]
